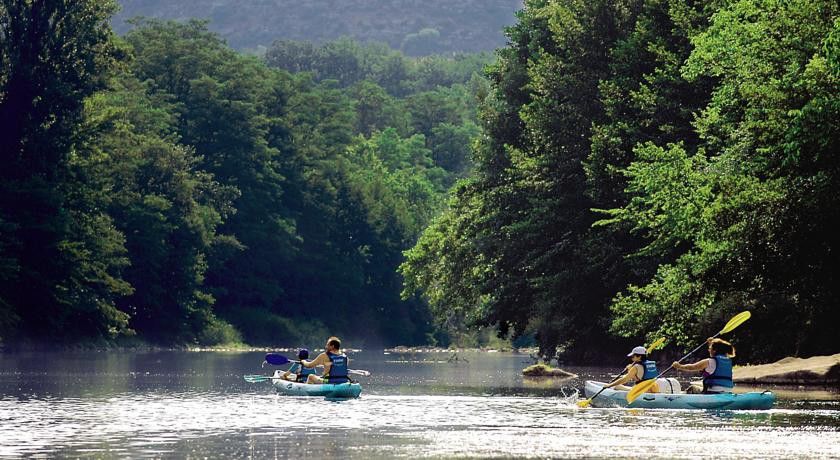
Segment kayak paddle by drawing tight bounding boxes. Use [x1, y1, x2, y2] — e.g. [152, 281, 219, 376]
[577, 337, 665, 408]
[626, 310, 751, 404]
[264, 353, 293, 366]
[244, 368, 370, 384]
[263, 353, 371, 376]
[244, 374, 280, 383]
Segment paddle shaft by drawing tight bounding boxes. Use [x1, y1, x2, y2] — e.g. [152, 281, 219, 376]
[587, 356, 652, 404]
[245, 369, 367, 382]
[584, 381, 615, 405]
[264, 353, 370, 376]
[281, 358, 369, 376]
[593, 364, 634, 395]
[648, 331, 723, 383]
[293, 361, 370, 376]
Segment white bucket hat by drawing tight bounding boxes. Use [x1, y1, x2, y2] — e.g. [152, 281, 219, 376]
[627, 346, 647, 356]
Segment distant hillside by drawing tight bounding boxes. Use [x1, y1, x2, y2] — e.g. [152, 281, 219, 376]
[113, 0, 524, 54]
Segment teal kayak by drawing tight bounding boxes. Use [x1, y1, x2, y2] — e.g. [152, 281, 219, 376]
[583, 380, 774, 410]
[272, 373, 362, 399]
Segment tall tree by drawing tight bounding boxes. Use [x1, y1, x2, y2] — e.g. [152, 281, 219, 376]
[124, 20, 301, 323]
[403, 0, 637, 358]
[0, 0, 132, 343]
[83, 74, 240, 344]
[606, 0, 840, 360]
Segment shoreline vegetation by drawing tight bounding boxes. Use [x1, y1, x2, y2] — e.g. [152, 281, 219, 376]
[1, 1, 838, 363]
[0, 8, 490, 351]
[0, 340, 540, 355]
[397, 0, 840, 363]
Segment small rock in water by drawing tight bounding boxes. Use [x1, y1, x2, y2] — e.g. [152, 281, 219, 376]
[522, 363, 577, 378]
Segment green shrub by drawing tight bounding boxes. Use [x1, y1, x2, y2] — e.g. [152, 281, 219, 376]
[198, 316, 243, 346]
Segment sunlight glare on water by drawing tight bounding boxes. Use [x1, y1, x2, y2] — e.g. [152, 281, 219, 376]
[0, 351, 838, 458]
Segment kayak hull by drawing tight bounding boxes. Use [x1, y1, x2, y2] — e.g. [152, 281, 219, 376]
[583, 380, 774, 410]
[272, 376, 362, 399]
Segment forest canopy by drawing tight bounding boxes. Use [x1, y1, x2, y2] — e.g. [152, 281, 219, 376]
[0, 4, 486, 349]
[2, 0, 838, 363]
[401, 0, 840, 363]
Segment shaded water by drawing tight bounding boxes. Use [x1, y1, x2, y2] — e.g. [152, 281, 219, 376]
[1, 350, 838, 458]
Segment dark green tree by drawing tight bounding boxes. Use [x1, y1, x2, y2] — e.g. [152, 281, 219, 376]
[124, 20, 301, 324]
[606, 0, 840, 361]
[0, 0, 132, 343]
[83, 74, 240, 344]
[403, 0, 635, 358]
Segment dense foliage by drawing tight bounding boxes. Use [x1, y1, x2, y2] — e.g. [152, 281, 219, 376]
[112, 0, 522, 55]
[402, 0, 840, 362]
[4, 0, 838, 362]
[0, 4, 485, 348]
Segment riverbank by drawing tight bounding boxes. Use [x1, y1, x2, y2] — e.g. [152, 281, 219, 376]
[734, 353, 840, 385]
[0, 337, 378, 353]
[0, 337, 254, 353]
[2, 340, 528, 355]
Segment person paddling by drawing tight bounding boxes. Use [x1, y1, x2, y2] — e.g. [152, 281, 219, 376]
[603, 346, 659, 392]
[673, 338, 735, 393]
[280, 348, 317, 383]
[300, 336, 351, 384]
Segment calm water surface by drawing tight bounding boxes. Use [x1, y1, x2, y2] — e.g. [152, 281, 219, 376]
[1, 350, 838, 458]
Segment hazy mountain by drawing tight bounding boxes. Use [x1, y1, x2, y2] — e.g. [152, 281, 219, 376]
[113, 0, 524, 54]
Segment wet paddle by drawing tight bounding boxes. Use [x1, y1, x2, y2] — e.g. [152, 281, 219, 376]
[244, 374, 281, 383]
[263, 353, 371, 376]
[244, 368, 370, 384]
[576, 337, 665, 408]
[264, 353, 292, 366]
[626, 311, 751, 404]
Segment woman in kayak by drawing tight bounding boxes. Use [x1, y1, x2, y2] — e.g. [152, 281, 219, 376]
[280, 348, 317, 382]
[603, 346, 660, 392]
[673, 338, 735, 393]
[300, 336, 351, 384]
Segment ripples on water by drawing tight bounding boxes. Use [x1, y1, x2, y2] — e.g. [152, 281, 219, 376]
[1, 351, 838, 458]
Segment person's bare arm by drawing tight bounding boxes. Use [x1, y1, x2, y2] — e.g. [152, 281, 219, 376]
[606, 364, 637, 388]
[282, 363, 300, 379]
[302, 353, 329, 368]
[673, 358, 709, 372]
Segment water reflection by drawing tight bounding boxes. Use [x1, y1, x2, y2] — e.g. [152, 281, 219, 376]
[0, 350, 838, 458]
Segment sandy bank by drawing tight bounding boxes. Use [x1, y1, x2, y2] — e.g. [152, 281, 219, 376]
[734, 353, 840, 385]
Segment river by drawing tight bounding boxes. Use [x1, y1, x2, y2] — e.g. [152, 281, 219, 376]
[1, 350, 838, 458]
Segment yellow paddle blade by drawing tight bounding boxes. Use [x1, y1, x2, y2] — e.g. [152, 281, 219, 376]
[626, 378, 657, 404]
[576, 398, 593, 408]
[721, 310, 751, 334]
[646, 337, 665, 353]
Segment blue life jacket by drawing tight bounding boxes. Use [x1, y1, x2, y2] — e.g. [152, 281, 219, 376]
[325, 351, 350, 384]
[290, 362, 316, 383]
[703, 355, 734, 391]
[634, 360, 658, 382]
